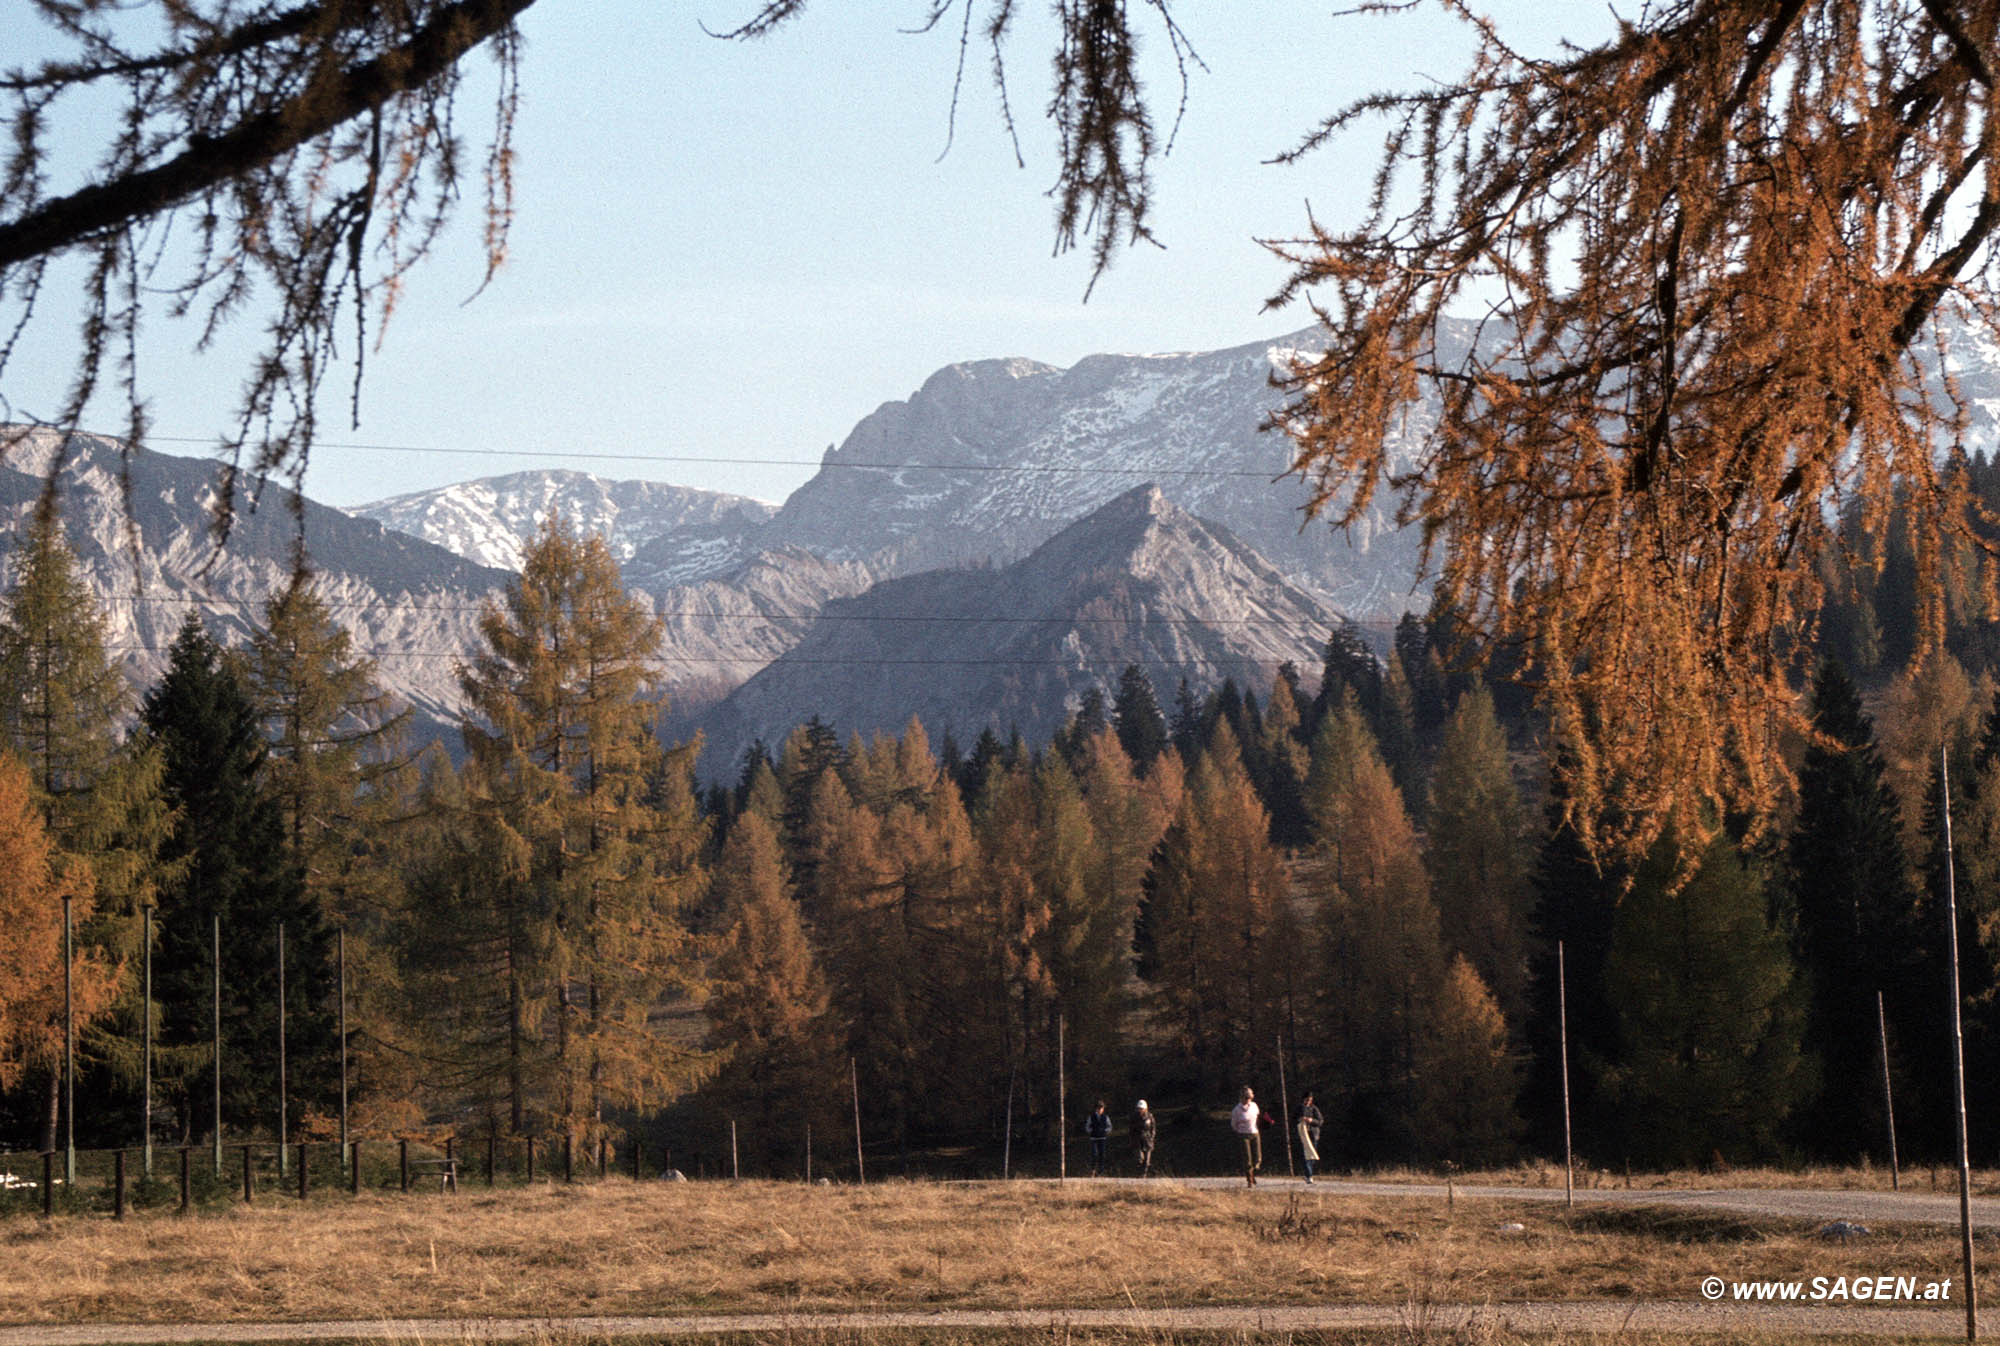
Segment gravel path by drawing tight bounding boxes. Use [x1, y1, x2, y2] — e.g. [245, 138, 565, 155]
[0, 1301, 1977, 1344]
[1174, 1174, 2000, 1229]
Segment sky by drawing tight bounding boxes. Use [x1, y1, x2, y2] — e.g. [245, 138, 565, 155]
[2, 2, 1608, 511]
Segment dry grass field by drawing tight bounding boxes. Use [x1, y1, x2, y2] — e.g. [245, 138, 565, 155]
[0, 1177, 1974, 1334]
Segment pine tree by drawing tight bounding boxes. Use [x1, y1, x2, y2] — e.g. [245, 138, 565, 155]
[144, 615, 331, 1150]
[456, 516, 706, 1139]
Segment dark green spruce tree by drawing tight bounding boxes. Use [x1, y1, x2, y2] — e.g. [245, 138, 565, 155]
[144, 616, 335, 1149]
[1785, 658, 1923, 1162]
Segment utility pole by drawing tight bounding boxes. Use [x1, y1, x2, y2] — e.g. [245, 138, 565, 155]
[1877, 990, 1899, 1191]
[1559, 939, 1574, 1210]
[1941, 749, 1978, 1341]
[143, 904, 154, 1179]
[62, 894, 75, 1186]
[1057, 1013, 1067, 1184]
[277, 922, 288, 1178]
[338, 927, 349, 1167]
[212, 914, 222, 1176]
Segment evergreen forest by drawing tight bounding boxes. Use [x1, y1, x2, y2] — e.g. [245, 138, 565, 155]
[11, 492, 2000, 1180]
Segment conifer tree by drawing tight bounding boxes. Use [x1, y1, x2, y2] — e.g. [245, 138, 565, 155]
[1137, 723, 1286, 1087]
[0, 513, 169, 1144]
[1786, 658, 1922, 1161]
[1112, 664, 1169, 775]
[0, 752, 116, 1104]
[703, 812, 839, 1172]
[1427, 686, 1531, 1021]
[456, 516, 705, 1139]
[1304, 720, 1446, 1158]
[144, 615, 332, 1148]
[1603, 835, 1807, 1168]
[1412, 955, 1516, 1167]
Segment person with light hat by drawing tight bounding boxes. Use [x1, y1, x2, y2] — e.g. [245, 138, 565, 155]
[1131, 1099, 1157, 1176]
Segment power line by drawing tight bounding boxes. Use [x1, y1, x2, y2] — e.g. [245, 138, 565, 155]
[77, 589, 1379, 632]
[141, 435, 1301, 481]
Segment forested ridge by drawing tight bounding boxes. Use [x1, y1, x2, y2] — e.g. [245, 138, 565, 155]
[12, 497, 2000, 1178]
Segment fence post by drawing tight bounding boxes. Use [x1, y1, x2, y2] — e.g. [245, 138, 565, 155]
[445, 1137, 457, 1194]
[241, 1145, 253, 1204]
[399, 1139, 409, 1193]
[41, 1151, 52, 1218]
[179, 1146, 191, 1214]
[730, 1121, 739, 1181]
[297, 1143, 308, 1200]
[114, 1150, 126, 1221]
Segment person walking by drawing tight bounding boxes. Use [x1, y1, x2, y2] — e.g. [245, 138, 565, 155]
[1085, 1100, 1112, 1177]
[1131, 1099, 1157, 1177]
[1230, 1086, 1262, 1187]
[1296, 1093, 1324, 1183]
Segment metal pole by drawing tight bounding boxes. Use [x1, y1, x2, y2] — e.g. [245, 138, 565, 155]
[1277, 1031, 1294, 1179]
[277, 922, 287, 1177]
[142, 904, 153, 1180]
[1877, 990, 1900, 1191]
[1057, 1013, 1067, 1184]
[212, 914, 222, 1176]
[1002, 1066, 1015, 1180]
[1941, 749, 1978, 1341]
[338, 927, 348, 1166]
[1559, 939, 1574, 1210]
[851, 1056, 865, 1183]
[62, 895, 74, 1187]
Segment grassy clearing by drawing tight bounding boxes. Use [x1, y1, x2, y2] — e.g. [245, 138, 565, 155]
[1, 1178, 1975, 1330]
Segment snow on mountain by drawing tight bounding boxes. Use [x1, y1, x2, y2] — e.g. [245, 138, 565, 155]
[353, 469, 776, 578]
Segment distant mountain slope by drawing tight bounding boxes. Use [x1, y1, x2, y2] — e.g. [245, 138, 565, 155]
[353, 469, 777, 579]
[0, 428, 514, 733]
[695, 484, 1339, 770]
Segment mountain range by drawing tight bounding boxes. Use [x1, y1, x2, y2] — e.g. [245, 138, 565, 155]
[23, 316, 2000, 772]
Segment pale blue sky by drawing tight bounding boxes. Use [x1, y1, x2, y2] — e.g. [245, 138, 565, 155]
[3, 3, 1607, 509]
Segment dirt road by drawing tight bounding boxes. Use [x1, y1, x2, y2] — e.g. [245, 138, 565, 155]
[0, 1300, 1978, 1343]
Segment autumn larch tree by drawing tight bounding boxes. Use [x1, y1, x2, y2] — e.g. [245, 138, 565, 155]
[456, 515, 707, 1142]
[0, 511, 170, 1146]
[1267, 0, 2000, 856]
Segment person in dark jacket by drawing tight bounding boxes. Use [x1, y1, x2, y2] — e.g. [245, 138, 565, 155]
[1296, 1093, 1325, 1183]
[1131, 1099, 1157, 1176]
[1085, 1100, 1112, 1176]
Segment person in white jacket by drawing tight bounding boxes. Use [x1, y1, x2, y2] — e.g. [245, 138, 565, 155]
[1230, 1086, 1262, 1187]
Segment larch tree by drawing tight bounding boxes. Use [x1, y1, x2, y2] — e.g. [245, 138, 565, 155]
[456, 515, 706, 1141]
[702, 811, 839, 1173]
[1411, 954, 1517, 1167]
[1426, 685, 1532, 1022]
[0, 512, 170, 1143]
[0, 751, 116, 1134]
[1266, 0, 2000, 857]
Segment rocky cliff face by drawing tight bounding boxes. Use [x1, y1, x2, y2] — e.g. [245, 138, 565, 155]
[0, 428, 514, 735]
[692, 484, 1340, 770]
